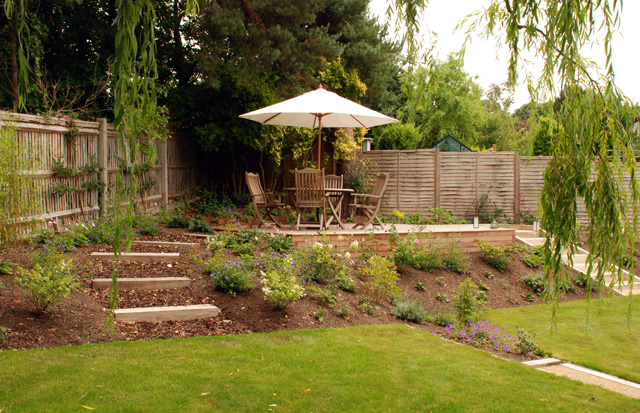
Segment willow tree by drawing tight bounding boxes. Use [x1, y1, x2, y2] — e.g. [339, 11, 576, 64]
[5, 0, 637, 320]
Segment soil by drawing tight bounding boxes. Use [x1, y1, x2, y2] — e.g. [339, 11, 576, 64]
[0, 225, 594, 361]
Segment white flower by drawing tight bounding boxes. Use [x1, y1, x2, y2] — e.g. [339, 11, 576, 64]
[345, 252, 351, 259]
[349, 240, 359, 252]
[338, 235, 344, 241]
[326, 244, 334, 250]
[312, 242, 323, 251]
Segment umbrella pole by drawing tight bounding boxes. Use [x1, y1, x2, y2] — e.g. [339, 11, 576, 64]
[317, 116, 322, 169]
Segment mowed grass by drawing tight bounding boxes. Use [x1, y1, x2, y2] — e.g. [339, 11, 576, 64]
[490, 294, 640, 383]
[1, 325, 639, 411]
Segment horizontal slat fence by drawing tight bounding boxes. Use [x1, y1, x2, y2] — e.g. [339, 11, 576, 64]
[0, 111, 197, 230]
[365, 149, 551, 222]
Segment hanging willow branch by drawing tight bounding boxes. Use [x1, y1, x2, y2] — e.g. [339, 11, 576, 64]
[474, 0, 638, 326]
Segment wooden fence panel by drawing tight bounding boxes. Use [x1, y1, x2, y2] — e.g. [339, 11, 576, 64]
[0, 111, 198, 228]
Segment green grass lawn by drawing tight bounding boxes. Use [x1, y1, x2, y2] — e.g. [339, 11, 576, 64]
[490, 294, 640, 383]
[1, 324, 638, 412]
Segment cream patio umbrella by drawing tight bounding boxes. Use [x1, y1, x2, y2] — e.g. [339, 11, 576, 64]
[239, 86, 399, 166]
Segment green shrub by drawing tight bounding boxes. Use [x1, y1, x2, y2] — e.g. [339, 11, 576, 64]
[295, 242, 346, 283]
[265, 234, 293, 252]
[415, 282, 426, 291]
[432, 311, 456, 327]
[514, 325, 543, 355]
[261, 270, 305, 309]
[167, 216, 190, 228]
[522, 293, 534, 302]
[210, 259, 254, 296]
[357, 295, 378, 315]
[314, 309, 325, 322]
[232, 242, 256, 257]
[477, 242, 514, 271]
[360, 255, 401, 303]
[478, 281, 489, 291]
[521, 274, 545, 295]
[436, 294, 449, 302]
[310, 286, 338, 307]
[441, 240, 470, 274]
[338, 305, 351, 319]
[14, 255, 80, 313]
[435, 276, 444, 286]
[452, 278, 487, 323]
[574, 272, 597, 291]
[134, 211, 164, 236]
[337, 274, 357, 293]
[392, 295, 427, 323]
[189, 217, 214, 233]
[485, 271, 494, 279]
[522, 251, 543, 268]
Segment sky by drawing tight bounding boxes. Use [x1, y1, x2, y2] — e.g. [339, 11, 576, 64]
[368, 0, 640, 111]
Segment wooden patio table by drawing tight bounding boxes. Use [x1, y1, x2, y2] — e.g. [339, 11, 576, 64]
[283, 187, 353, 229]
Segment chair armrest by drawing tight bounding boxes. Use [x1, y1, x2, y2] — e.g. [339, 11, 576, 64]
[350, 193, 381, 201]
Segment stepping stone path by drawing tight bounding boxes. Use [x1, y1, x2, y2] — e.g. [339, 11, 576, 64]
[89, 243, 220, 323]
[515, 231, 640, 296]
[524, 358, 640, 399]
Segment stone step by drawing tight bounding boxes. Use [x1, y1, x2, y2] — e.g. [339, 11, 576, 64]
[134, 240, 199, 247]
[115, 304, 220, 323]
[522, 358, 564, 368]
[521, 237, 545, 246]
[184, 233, 213, 238]
[92, 277, 191, 290]
[90, 252, 180, 262]
[562, 253, 588, 265]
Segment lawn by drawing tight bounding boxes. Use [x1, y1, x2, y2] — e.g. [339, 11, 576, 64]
[489, 294, 640, 383]
[1, 324, 638, 411]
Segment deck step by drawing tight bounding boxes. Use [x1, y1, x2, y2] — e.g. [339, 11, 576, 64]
[92, 277, 191, 290]
[115, 304, 220, 322]
[523, 358, 564, 368]
[90, 252, 180, 262]
[134, 240, 199, 247]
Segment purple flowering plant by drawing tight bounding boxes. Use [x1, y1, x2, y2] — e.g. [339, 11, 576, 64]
[442, 320, 516, 353]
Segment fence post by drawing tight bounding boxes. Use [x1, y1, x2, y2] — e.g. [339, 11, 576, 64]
[158, 139, 169, 206]
[434, 148, 440, 208]
[97, 118, 108, 216]
[514, 152, 520, 220]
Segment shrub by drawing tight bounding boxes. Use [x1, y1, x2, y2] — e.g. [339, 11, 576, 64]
[452, 278, 487, 323]
[210, 259, 254, 296]
[441, 240, 470, 274]
[337, 274, 357, 293]
[135, 211, 164, 236]
[521, 274, 545, 295]
[232, 242, 256, 257]
[265, 233, 293, 252]
[295, 242, 346, 283]
[436, 294, 448, 302]
[189, 217, 214, 233]
[261, 270, 305, 309]
[514, 325, 543, 355]
[338, 305, 351, 319]
[357, 295, 378, 315]
[477, 242, 514, 271]
[167, 215, 190, 228]
[522, 250, 543, 268]
[435, 276, 444, 285]
[310, 286, 338, 307]
[14, 256, 80, 314]
[443, 320, 516, 352]
[0, 255, 14, 275]
[415, 282, 426, 291]
[360, 255, 401, 303]
[574, 271, 597, 291]
[392, 295, 427, 323]
[432, 312, 456, 327]
[314, 309, 325, 322]
[484, 271, 494, 279]
[522, 293, 534, 302]
[554, 276, 578, 294]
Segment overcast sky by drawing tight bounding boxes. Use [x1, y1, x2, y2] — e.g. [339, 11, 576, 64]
[368, 0, 640, 110]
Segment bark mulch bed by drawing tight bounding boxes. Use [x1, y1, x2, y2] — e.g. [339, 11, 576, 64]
[0, 226, 593, 362]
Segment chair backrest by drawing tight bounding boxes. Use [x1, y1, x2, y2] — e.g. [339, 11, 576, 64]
[295, 168, 324, 207]
[371, 173, 389, 199]
[245, 172, 267, 205]
[324, 174, 343, 196]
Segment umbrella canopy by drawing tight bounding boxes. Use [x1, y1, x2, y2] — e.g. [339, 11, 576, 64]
[239, 87, 399, 166]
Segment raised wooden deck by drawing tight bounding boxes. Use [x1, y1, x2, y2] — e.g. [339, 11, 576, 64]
[273, 224, 517, 256]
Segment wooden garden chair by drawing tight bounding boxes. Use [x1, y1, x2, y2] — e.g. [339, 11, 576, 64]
[245, 172, 285, 228]
[294, 168, 326, 230]
[349, 172, 389, 229]
[324, 174, 344, 220]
